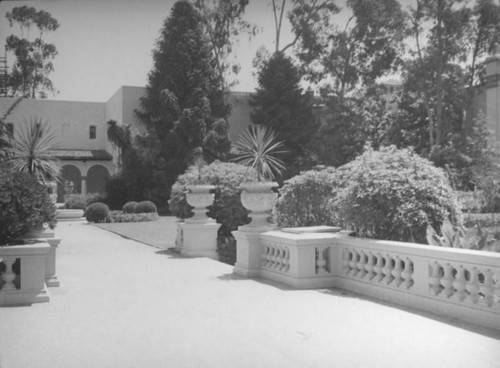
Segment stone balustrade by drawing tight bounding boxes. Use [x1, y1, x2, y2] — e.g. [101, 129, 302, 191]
[0, 241, 50, 306]
[236, 229, 500, 331]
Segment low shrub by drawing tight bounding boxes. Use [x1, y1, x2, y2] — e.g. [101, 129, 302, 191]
[273, 169, 340, 228]
[334, 146, 460, 244]
[134, 200, 157, 214]
[0, 171, 57, 244]
[455, 191, 485, 214]
[463, 213, 500, 228]
[105, 211, 158, 223]
[64, 193, 104, 210]
[123, 201, 138, 213]
[217, 235, 236, 265]
[85, 202, 109, 223]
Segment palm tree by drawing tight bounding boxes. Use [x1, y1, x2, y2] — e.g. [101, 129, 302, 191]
[7, 116, 61, 183]
[232, 125, 286, 182]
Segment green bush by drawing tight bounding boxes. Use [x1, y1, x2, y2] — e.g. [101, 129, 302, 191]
[85, 202, 109, 223]
[169, 161, 258, 264]
[105, 210, 158, 223]
[273, 169, 340, 227]
[64, 193, 104, 210]
[334, 146, 460, 243]
[134, 200, 157, 214]
[123, 201, 138, 213]
[0, 171, 57, 244]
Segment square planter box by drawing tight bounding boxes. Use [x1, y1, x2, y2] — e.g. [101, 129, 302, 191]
[0, 241, 51, 306]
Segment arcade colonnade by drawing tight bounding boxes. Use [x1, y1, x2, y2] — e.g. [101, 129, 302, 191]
[57, 161, 114, 202]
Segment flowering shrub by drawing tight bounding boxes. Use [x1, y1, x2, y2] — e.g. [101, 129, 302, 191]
[85, 202, 109, 223]
[122, 201, 138, 213]
[273, 169, 341, 227]
[0, 171, 57, 244]
[105, 211, 158, 223]
[334, 146, 460, 243]
[134, 200, 157, 214]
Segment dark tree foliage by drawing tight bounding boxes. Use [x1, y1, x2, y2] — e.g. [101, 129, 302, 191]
[250, 52, 315, 177]
[133, 1, 231, 210]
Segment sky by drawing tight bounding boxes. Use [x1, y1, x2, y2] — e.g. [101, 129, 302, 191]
[0, 0, 301, 102]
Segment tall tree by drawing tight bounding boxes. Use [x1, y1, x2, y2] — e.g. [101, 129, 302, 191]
[250, 52, 315, 177]
[134, 0, 230, 209]
[5, 6, 59, 98]
[194, 0, 255, 95]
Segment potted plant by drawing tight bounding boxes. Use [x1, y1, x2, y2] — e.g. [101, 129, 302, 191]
[232, 125, 286, 227]
[0, 171, 53, 305]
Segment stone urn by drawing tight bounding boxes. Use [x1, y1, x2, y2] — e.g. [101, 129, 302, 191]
[240, 182, 278, 228]
[185, 185, 215, 223]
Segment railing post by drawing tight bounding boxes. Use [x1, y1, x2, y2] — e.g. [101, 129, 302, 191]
[233, 225, 271, 278]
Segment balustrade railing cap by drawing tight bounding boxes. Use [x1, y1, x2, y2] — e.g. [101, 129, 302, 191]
[281, 226, 341, 234]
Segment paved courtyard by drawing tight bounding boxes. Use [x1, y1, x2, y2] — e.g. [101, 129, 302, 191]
[1, 219, 499, 368]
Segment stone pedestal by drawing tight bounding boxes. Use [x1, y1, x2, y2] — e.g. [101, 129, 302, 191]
[23, 228, 61, 287]
[233, 225, 273, 278]
[180, 221, 221, 259]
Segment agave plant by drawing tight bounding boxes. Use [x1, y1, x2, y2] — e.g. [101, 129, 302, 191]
[232, 125, 286, 182]
[7, 116, 61, 183]
[426, 219, 500, 251]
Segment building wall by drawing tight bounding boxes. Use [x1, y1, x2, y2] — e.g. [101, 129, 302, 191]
[0, 97, 107, 150]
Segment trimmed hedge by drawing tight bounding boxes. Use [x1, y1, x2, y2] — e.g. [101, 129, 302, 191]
[0, 171, 57, 244]
[85, 202, 109, 223]
[123, 201, 138, 213]
[273, 169, 340, 228]
[134, 200, 157, 214]
[334, 146, 460, 243]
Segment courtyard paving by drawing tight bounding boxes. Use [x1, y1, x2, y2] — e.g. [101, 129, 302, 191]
[1, 219, 499, 368]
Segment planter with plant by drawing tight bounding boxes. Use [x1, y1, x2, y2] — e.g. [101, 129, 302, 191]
[0, 171, 54, 305]
[233, 125, 286, 227]
[184, 152, 215, 223]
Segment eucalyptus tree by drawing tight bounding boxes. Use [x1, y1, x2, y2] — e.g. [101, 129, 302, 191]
[5, 6, 59, 98]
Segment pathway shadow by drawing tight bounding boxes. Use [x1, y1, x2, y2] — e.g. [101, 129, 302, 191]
[318, 288, 500, 340]
[155, 248, 189, 259]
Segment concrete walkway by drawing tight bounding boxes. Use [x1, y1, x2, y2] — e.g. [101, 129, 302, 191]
[1, 221, 499, 368]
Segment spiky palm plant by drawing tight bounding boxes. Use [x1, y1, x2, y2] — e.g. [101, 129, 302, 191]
[8, 116, 61, 183]
[232, 125, 286, 181]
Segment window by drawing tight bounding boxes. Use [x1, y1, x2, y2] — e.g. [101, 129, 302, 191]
[89, 125, 96, 139]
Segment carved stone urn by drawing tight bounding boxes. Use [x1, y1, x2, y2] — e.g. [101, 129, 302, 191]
[240, 182, 278, 228]
[185, 185, 215, 223]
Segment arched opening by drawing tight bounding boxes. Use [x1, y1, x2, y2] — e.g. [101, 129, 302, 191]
[87, 165, 110, 195]
[57, 165, 82, 202]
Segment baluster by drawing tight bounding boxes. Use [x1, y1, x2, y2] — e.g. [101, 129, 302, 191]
[452, 265, 467, 302]
[493, 271, 500, 310]
[261, 245, 269, 268]
[466, 267, 480, 304]
[429, 262, 443, 296]
[480, 269, 495, 307]
[374, 253, 384, 282]
[342, 248, 350, 274]
[282, 247, 289, 273]
[382, 254, 394, 285]
[1, 257, 17, 290]
[269, 246, 276, 269]
[316, 247, 328, 275]
[401, 258, 414, 289]
[365, 252, 375, 280]
[440, 263, 455, 298]
[349, 250, 358, 277]
[357, 251, 367, 279]
[391, 256, 403, 287]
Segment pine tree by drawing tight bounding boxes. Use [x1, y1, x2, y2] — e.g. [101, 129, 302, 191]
[250, 52, 315, 178]
[134, 0, 230, 209]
